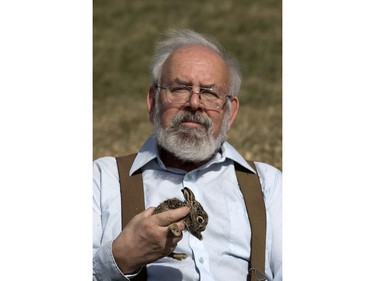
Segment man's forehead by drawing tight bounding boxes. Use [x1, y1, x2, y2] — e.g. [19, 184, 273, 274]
[172, 78, 216, 89]
[161, 45, 229, 85]
[168, 45, 223, 62]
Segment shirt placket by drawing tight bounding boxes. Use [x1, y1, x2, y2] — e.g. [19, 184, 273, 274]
[183, 171, 215, 281]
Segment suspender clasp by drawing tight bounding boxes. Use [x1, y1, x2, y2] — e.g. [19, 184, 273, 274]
[249, 268, 267, 281]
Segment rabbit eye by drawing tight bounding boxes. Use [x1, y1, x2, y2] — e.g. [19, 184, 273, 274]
[196, 216, 204, 224]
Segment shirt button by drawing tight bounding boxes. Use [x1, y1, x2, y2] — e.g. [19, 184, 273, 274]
[199, 257, 204, 264]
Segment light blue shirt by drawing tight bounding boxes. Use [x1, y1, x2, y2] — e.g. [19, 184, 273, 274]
[93, 134, 282, 281]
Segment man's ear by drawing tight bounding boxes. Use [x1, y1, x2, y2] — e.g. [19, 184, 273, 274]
[227, 96, 239, 130]
[147, 86, 156, 122]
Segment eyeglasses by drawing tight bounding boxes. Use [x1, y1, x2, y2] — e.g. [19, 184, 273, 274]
[156, 84, 232, 110]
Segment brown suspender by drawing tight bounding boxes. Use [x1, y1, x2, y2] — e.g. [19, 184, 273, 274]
[235, 162, 267, 281]
[116, 154, 266, 281]
[116, 154, 145, 231]
[116, 154, 147, 281]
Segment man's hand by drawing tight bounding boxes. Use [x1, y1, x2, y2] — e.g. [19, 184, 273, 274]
[112, 206, 190, 274]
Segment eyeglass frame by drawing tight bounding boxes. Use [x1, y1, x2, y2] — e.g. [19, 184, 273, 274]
[155, 83, 233, 110]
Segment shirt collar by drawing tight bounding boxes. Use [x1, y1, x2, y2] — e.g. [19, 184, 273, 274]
[129, 134, 158, 175]
[221, 142, 256, 173]
[129, 134, 256, 175]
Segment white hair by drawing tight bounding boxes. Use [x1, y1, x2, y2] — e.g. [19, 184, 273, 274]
[150, 29, 242, 97]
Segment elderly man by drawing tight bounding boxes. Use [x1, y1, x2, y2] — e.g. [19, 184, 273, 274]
[93, 29, 282, 281]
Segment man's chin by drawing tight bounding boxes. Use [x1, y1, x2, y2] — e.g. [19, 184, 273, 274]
[172, 150, 214, 163]
[161, 140, 217, 163]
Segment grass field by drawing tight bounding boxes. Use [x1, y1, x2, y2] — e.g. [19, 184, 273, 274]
[93, 0, 282, 170]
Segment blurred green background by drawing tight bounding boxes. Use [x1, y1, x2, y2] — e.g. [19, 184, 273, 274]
[93, 0, 282, 170]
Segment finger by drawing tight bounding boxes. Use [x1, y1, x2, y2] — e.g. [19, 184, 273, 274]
[143, 207, 156, 217]
[127, 207, 155, 225]
[153, 206, 190, 227]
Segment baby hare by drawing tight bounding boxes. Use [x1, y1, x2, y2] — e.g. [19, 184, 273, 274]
[152, 187, 208, 260]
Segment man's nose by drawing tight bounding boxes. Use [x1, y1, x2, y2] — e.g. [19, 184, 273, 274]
[188, 90, 204, 110]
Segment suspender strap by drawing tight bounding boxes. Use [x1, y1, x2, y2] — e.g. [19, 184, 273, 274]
[235, 162, 267, 281]
[116, 153, 145, 228]
[116, 154, 147, 281]
[116, 154, 266, 281]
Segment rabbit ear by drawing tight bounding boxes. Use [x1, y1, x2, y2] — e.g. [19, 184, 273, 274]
[182, 187, 195, 203]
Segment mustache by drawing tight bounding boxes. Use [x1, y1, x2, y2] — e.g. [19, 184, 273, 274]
[170, 110, 213, 130]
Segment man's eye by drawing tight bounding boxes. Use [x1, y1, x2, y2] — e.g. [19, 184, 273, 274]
[171, 86, 190, 94]
[201, 90, 219, 100]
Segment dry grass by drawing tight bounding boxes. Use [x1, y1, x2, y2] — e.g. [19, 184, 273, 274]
[94, 0, 282, 170]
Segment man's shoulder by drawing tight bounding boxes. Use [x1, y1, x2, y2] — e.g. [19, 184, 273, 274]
[253, 161, 282, 206]
[253, 161, 282, 176]
[93, 156, 118, 174]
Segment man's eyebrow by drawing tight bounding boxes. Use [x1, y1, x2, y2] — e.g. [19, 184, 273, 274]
[174, 78, 190, 85]
[174, 78, 215, 89]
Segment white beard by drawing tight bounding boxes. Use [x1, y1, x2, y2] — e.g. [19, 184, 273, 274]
[152, 102, 230, 162]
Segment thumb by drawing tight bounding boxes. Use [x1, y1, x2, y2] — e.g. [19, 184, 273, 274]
[153, 206, 190, 227]
[128, 207, 155, 224]
[143, 207, 156, 217]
